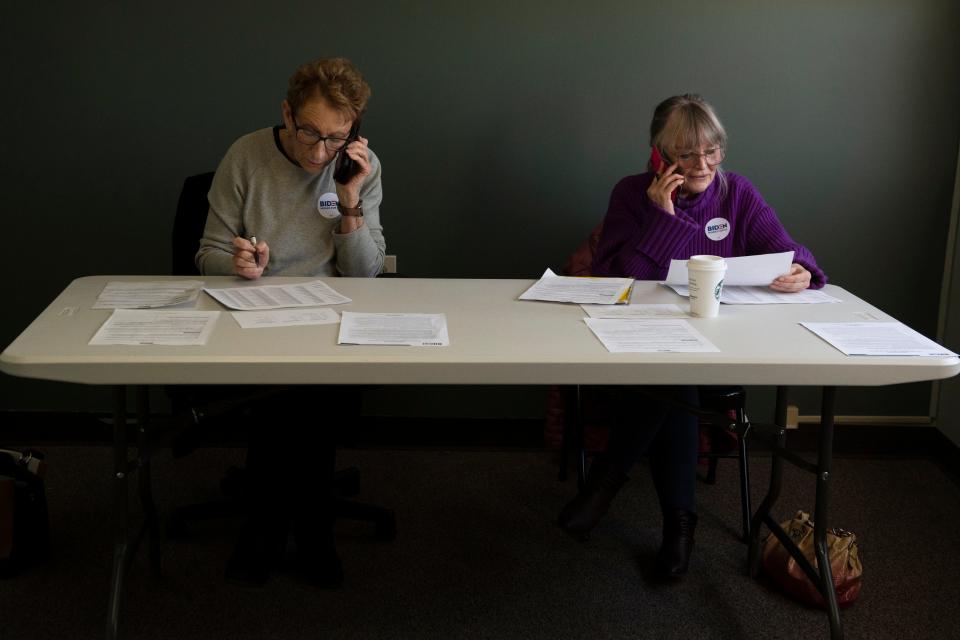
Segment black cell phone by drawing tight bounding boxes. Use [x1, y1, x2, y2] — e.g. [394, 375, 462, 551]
[333, 120, 362, 185]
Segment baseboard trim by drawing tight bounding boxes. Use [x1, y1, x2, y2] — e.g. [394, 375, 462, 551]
[786, 405, 931, 429]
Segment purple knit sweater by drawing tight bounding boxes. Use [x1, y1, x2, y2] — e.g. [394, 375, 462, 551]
[592, 171, 826, 288]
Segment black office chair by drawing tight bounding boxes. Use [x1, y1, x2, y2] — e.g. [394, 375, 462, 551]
[557, 385, 752, 541]
[166, 171, 396, 542]
[553, 222, 753, 541]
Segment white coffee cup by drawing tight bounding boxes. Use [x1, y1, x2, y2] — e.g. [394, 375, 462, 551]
[687, 255, 727, 318]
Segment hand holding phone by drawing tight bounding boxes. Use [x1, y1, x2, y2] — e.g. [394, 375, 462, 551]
[333, 120, 362, 185]
[647, 146, 684, 214]
[649, 147, 680, 203]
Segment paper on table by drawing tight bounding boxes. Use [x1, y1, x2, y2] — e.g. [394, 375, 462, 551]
[204, 280, 351, 310]
[800, 322, 958, 357]
[93, 280, 204, 309]
[519, 269, 633, 304]
[665, 284, 840, 305]
[584, 318, 720, 353]
[231, 308, 339, 329]
[338, 312, 449, 346]
[89, 309, 220, 345]
[664, 252, 794, 286]
[580, 303, 687, 318]
[717, 287, 840, 304]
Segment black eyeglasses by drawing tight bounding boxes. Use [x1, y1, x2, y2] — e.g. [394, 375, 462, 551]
[291, 116, 350, 151]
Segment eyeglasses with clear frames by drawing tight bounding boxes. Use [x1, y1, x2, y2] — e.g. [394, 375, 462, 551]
[292, 116, 350, 152]
[674, 147, 725, 167]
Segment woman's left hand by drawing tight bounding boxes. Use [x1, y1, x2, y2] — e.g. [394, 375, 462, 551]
[769, 263, 811, 292]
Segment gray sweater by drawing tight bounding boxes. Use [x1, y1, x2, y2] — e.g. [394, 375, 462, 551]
[196, 127, 385, 277]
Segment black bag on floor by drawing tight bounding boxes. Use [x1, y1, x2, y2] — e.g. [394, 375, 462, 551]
[0, 448, 50, 578]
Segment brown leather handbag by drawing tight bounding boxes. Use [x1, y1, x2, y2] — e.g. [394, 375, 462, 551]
[762, 511, 863, 608]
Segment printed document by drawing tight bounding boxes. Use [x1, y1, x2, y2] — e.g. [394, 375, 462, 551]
[666, 285, 840, 305]
[93, 280, 204, 309]
[231, 308, 339, 329]
[664, 252, 794, 287]
[581, 303, 687, 319]
[89, 310, 219, 346]
[800, 322, 958, 357]
[520, 269, 633, 304]
[338, 312, 449, 346]
[204, 280, 351, 310]
[584, 318, 720, 353]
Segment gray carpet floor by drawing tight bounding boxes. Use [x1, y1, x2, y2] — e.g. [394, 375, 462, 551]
[2, 446, 959, 640]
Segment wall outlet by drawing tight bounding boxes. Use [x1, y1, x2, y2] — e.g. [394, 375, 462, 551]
[383, 254, 397, 274]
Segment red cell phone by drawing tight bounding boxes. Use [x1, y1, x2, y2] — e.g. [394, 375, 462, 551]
[649, 147, 678, 202]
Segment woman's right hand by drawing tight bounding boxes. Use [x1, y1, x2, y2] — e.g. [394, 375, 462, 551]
[232, 236, 269, 280]
[646, 161, 684, 215]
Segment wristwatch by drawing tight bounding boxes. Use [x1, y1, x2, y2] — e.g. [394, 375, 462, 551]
[337, 200, 363, 217]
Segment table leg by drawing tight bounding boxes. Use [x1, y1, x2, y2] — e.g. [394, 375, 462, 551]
[736, 420, 752, 542]
[748, 385, 789, 576]
[105, 385, 165, 639]
[135, 385, 162, 577]
[816, 387, 843, 639]
[559, 386, 573, 482]
[106, 386, 128, 640]
[573, 385, 586, 490]
[747, 386, 844, 640]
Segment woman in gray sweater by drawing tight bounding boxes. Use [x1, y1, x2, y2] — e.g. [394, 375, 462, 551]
[197, 57, 385, 589]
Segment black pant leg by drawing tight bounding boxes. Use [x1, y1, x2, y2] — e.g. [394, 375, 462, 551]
[648, 385, 699, 514]
[603, 386, 672, 475]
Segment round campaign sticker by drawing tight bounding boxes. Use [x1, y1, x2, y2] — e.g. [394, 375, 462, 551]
[317, 192, 340, 219]
[704, 217, 731, 241]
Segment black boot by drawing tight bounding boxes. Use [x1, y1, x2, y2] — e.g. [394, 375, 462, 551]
[558, 456, 629, 537]
[656, 509, 697, 578]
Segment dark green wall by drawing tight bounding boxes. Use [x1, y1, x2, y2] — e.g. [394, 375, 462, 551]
[2, 1, 958, 416]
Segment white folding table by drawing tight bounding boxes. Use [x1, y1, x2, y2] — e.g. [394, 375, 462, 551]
[3, 275, 958, 639]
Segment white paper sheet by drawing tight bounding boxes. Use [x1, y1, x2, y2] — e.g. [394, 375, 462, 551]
[519, 269, 633, 304]
[338, 312, 449, 346]
[231, 308, 340, 329]
[665, 284, 840, 305]
[584, 318, 720, 353]
[664, 252, 794, 286]
[93, 280, 204, 309]
[89, 310, 219, 345]
[800, 322, 958, 357]
[580, 303, 687, 319]
[204, 280, 351, 310]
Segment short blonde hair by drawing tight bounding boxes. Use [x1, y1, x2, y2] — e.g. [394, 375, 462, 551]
[286, 57, 371, 120]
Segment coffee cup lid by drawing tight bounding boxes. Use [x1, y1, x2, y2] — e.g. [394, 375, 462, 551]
[688, 255, 726, 270]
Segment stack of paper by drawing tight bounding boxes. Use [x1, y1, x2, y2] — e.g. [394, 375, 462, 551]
[231, 308, 340, 329]
[663, 252, 840, 304]
[520, 269, 633, 304]
[801, 322, 957, 356]
[584, 318, 719, 353]
[90, 310, 220, 346]
[580, 304, 687, 319]
[338, 312, 449, 346]
[93, 280, 204, 309]
[204, 280, 351, 310]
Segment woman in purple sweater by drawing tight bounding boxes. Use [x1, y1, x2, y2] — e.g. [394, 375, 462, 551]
[558, 94, 825, 578]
